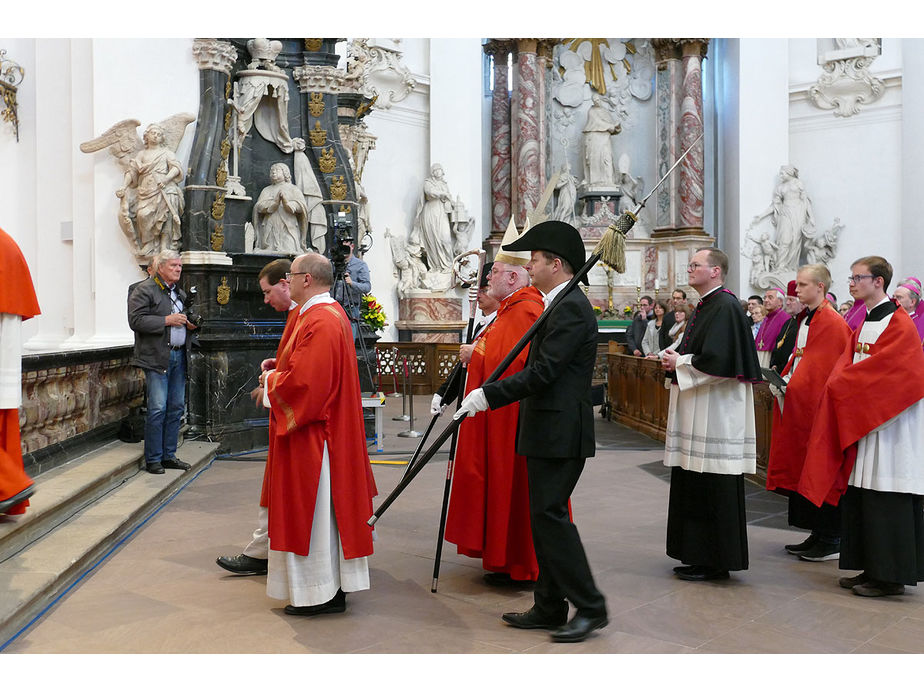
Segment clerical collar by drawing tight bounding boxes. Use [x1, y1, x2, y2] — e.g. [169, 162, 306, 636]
[299, 291, 335, 315]
[288, 300, 297, 311]
[697, 285, 723, 302]
[865, 296, 896, 322]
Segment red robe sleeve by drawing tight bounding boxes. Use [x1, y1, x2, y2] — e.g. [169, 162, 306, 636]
[797, 308, 924, 506]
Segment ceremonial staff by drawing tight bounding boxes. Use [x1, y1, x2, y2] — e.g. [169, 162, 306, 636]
[369, 134, 703, 526]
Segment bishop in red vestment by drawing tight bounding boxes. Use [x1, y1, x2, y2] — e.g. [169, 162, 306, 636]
[0, 228, 41, 515]
[261, 253, 377, 614]
[446, 259, 544, 584]
[766, 265, 851, 560]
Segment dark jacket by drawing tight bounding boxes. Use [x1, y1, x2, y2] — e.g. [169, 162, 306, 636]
[625, 313, 649, 354]
[127, 277, 192, 372]
[482, 286, 596, 460]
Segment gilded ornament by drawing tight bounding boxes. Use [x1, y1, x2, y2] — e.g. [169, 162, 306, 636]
[304, 39, 323, 52]
[319, 146, 337, 173]
[564, 38, 633, 95]
[225, 77, 232, 100]
[339, 205, 352, 214]
[220, 138, 231, 160]
[355, 95, 377, 119]
[308, 92, 325, 117]
[308, 120, 327, 147]
[211, 193, 226, 220]
[217, 277, 231, 305]
[211, 224, 225, 251]
[329, 175, 347, 200]
[216, 161, 228, 188]
[224, 107, 232, 133]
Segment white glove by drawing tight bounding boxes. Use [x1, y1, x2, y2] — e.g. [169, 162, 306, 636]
[430, 393, 447, 416]
[454, 388, 488, 420]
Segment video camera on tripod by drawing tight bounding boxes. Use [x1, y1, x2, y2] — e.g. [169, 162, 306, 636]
[328, 213, 353, 277]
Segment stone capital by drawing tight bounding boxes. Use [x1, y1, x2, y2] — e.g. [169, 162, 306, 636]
[516, 38, 539, 54]
[651, 38, 683, 65]
[537, 39, 560, 61]
[293, 64, 345, 94]
[679, 39, 710, 59]
[192, 39, 237, 74]
[483, 39, 515, 58]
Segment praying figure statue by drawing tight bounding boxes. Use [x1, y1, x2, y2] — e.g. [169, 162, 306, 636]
[253, 162, 310, 254]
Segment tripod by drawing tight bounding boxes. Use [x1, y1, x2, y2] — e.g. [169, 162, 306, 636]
[330, 260, 377, 394]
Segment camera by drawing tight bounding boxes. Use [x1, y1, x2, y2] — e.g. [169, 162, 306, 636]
[328, 215, 353, 277]
[184, 285, 203, 328]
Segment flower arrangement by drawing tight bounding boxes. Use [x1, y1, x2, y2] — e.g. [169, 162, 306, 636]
[360, 294, 387, 331]
[593, 305, 603, 317]
[623, 305, 634, 316]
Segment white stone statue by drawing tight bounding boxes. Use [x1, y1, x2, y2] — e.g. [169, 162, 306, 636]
[355, 178, 372, 242]
[581, 94, 621, 188]
[410, 163, 457, 274]
[385, 227, 427, 298]
[252, 162, 310, 254]
[80, 113, 195, 257]
[552, 162, 578, 224]
[804, 217, 844, 265]
[751, 165, 815, 273]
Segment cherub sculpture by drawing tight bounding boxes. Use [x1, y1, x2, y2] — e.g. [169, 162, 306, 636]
[80, 113, 195, 257]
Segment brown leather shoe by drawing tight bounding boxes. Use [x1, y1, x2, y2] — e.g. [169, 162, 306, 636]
[852, 580, 905, 597]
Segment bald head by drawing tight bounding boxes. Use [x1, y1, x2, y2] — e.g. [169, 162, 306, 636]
[289, 252, 334, 304]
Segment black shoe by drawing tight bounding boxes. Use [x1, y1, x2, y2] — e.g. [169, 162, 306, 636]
[852, 580, 905, 597]
[216, 553, 268, 576]
[145, 462, 165, 474]
[550, 613, 608, 643]
[162, 458, 191, 471]
[501, 607, 567, 630]
[673, 564, 696, 574]
[676, 566, 730, 581]
[284, 589, 346, 616]
[798, 541, 840, 562]
[838, 572, 868, 589]
[785, 534, 818, 555]
[483, 572, 536, 588]
[0, 485, 35, 514]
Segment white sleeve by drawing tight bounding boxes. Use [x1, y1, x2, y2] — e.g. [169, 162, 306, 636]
[674, 353, 733, 391]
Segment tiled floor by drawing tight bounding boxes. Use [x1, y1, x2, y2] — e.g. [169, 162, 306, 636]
[6, 396, 924, 663]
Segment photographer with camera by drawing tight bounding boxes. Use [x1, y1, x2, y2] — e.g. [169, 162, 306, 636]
[330, 232, 370, 336]
[127, 250, 198, 474]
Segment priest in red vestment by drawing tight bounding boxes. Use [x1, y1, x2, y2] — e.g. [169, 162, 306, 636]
[766, 264, 851, 561]
[216, 258, 295, 576]
[754, 286, 790, 368]
[799, 256, 924, 597]
[260, 253, 377, 615]
[0, 228, 41, 516]
[445, 248, 544, 585]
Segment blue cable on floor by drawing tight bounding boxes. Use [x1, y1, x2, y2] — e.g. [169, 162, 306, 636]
[0, 455, 221, 652]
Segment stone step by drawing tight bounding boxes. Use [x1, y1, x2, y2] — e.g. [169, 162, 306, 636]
[0, 440, 218, 649]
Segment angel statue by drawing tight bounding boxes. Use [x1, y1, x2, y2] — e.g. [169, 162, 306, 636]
[385, 227, 426, 298]
[80, 113, 195, 257]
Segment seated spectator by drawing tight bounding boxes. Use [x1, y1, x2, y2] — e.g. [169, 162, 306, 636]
[642, 299, 668, 356]
[750, 304, 765, 339]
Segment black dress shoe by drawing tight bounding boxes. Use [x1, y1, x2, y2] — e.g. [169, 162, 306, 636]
[676, 566, 729, 581]
[145, 462, 165, 474]
[785, 534, 817, 555]
[483, 572, 536, 588]
[285, 589, 346, 616]
[216, 553, 268, 575]
[162, 458, 191, 471]
[501, 607, 567, 630]
[550, 613, 608, 643]
[0, 485, 35, 514]
[673, 564, 695, 574]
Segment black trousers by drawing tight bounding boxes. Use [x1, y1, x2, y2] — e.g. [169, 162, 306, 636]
[666, 467, 749, 571]
[788, 491, 840, 539]
[840, 486, 924, 585]
[526, 456, 606, 619]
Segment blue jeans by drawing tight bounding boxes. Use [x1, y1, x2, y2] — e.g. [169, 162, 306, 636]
[144, 349, 186, 464]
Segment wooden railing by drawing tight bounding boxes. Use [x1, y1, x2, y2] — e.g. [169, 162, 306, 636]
[606, 348, 774, 483]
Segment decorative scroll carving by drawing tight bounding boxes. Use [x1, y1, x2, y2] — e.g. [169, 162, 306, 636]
[1, 48, 24, 141]
[810, 39, 884, 117]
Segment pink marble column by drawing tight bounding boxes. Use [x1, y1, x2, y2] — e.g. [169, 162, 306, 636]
[652, 39, 682, 233]
[536, 40, 558, 198]
[514, 38, 541, 226]
[485, 40, 512, 238]
[678, 40, 708, 231]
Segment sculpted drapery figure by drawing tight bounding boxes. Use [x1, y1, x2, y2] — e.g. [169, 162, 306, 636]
[582, 94, 621, 187]
[411, 163, 456, 273]
[751, 166, 816, 272]
[552, 162, 578, 224]
[253, 163, 310, 254]
[118, 124, 185, 256]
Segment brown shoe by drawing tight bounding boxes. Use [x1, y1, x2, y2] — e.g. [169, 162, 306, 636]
[838, 572, 868, 589]
[852, 581, 905, 597]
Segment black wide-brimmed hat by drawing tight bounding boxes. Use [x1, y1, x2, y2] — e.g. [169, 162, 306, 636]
[501, 220, 588, 285]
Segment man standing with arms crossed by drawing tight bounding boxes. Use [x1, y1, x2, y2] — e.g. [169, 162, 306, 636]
[456, 220, 607, 643]
[216, 259, 294, 576]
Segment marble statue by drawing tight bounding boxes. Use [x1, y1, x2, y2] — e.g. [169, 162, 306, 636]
[80, 113, 194, 257]
[410, 163, 457, 274]
[581, 94, 621, 188]
[751, 165, 815, 273]
[616, 152, 643, 214]
[552, 162, 578, 224]
[385, 227, 426, 298]
[355, 178, 372, 242]
[252, 162, 310, 254]
[804, 217, 844, 265]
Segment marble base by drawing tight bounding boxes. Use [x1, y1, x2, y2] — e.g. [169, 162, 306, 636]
[396, 291, 466, 343]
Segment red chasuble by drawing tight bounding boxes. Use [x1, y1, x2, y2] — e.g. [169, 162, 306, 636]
[445, 285, 544, 581]
[797, 308, 924, 507]
[264, 301, 377, 559]
[259, 306, 299, 509]
[0, 227, 40, 515]
[766, 302, 851, 493]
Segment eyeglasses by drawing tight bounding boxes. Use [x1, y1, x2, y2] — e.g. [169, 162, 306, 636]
[687, 263, 716, 271]
[848, 274, 873, 284]
[285, 271, 308, 281]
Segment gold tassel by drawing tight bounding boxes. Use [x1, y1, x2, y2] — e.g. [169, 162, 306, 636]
[593, 210, 635, 272]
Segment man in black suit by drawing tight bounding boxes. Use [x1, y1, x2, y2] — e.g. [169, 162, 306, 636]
[455, 220, 607, 643]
